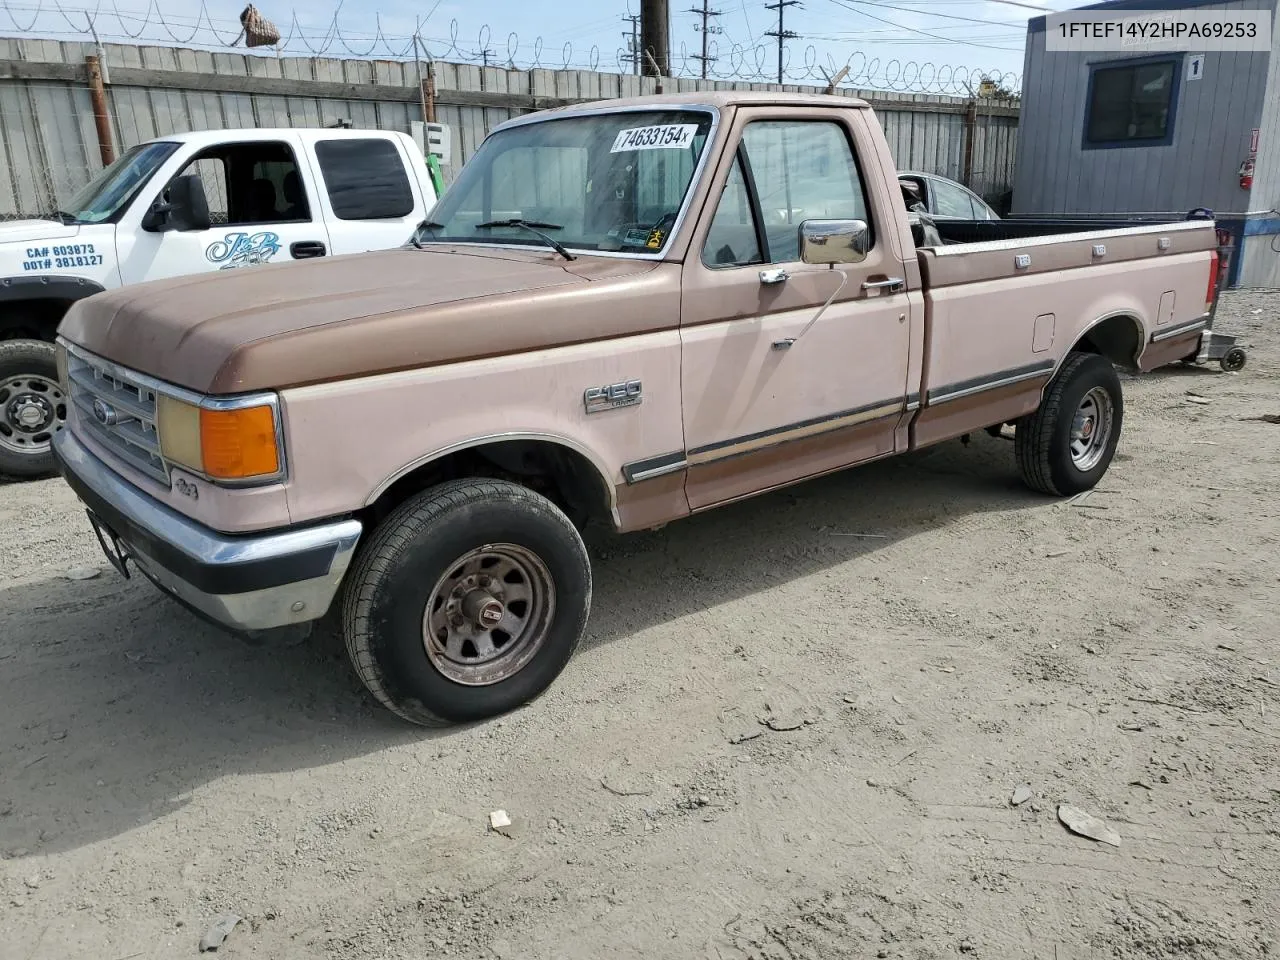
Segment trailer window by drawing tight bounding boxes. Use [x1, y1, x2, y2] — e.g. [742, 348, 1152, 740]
[1084, 58, 1179, 148]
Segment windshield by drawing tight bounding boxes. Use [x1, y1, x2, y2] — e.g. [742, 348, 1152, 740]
[59, 141, 180, 224]
[419, 109, 714, 255]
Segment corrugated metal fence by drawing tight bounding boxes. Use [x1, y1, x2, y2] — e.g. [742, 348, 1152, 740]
[0, 37, 1019, 220]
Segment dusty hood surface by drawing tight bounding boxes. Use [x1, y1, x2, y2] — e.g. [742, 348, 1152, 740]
[59, 246, 674, 393]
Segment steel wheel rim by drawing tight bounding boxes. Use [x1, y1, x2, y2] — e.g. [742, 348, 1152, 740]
[0, 373, 66, 456]
[1069, 386, 1113, 472]
[422, 543, 556, 687]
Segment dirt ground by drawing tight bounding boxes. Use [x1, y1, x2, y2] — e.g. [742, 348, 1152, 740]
[1, 291, 1278, 960]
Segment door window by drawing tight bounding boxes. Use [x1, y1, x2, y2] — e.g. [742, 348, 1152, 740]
[314, 138, 415, 220]
[702, 155, 763, 268]
[170, 141, 310, 226]
[930, 178, 977, 219]
[701, 120, 871, 266]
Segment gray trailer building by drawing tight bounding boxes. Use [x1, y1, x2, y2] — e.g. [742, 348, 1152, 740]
[1012, 0, 1280, 288]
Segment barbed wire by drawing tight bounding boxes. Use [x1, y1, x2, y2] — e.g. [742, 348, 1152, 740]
[0, 0, 1021, 95]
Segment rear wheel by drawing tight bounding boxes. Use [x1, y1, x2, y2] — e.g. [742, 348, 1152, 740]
[1015, 352, 1123, 496]
[341, 478, 592, 727]
[0, 339, 65, 479]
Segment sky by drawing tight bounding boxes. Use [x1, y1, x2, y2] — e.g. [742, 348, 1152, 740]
[1, 0, 1074, 93]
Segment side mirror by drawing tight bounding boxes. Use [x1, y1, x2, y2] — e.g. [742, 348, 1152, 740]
[142, 174, 211, 232]
[798, 218, 869, 265]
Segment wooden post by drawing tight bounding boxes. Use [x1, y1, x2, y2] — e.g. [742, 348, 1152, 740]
[85, 55, 114, 166]
[641, 0, 669, 78]
[823, 65, 849, 95]
[425, 59, 437, 124]
[962, 99, 977, 188]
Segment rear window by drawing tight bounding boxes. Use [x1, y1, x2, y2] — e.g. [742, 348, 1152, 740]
[314, 138, 414, 220]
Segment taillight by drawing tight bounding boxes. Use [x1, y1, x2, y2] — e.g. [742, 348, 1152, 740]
[1206, 250, 1219, 308]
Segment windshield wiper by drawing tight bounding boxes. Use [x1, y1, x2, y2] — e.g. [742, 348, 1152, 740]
[474, 218, 576, 262]
[409, 219, 446, 249]
[50, 210, 83, 225]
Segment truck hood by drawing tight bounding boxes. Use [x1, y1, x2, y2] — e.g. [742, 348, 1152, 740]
[0, 219, 81, 247]
[58, 246, 677, 394]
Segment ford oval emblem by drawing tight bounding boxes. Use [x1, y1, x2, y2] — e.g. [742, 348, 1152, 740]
[92, 398, 117, 426]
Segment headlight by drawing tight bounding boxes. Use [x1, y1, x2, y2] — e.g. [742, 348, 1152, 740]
[157, 394, 281, 482]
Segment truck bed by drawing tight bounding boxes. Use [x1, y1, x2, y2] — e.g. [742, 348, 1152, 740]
[929, 212, 1213, 246]
[907, 217, 1219, 448]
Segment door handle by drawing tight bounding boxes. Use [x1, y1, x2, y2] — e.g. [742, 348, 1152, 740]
[862, 277, 904, 292]
[759, 267, 789, 285]
[290, 241, 327, 259]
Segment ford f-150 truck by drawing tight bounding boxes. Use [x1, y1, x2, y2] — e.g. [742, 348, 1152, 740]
[51, 92, 1221, 727]
[0, 127, 437, 477]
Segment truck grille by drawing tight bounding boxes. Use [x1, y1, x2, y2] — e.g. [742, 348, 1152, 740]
[66, 350, 168, 484]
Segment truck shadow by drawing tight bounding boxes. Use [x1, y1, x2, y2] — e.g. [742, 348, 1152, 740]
[0, 433, 1047, 857]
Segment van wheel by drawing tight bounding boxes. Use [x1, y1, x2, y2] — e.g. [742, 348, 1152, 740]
[341, 479, 592, 727]
[0, 339, 65, 479]
[1015, 352, 1123, 496]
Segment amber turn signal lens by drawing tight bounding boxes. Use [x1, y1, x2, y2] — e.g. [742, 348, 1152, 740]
[199, 405, 280, 479]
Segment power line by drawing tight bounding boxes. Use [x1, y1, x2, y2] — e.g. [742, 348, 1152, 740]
[825, 0, 1024, 51]
[688, 0, 723, 78]
[764, 0, 800, 84]
[827, 0, 1024, 27]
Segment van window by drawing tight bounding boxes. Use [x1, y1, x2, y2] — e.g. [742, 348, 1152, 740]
[315, 138, 415, 220]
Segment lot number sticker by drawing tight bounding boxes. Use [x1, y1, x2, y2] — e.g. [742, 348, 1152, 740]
[611, 124, 699, 152]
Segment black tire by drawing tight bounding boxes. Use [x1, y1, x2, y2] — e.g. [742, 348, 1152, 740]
[1220, 347, 1247, 373]
[1015, 351, 1123, 497]
[0, 339, 65, 479]
[341, 478, 592, 727]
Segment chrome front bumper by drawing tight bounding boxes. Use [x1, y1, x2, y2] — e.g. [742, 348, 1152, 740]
[52, 430, 362, 634]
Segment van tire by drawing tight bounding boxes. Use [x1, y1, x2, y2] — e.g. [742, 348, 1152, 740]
[1015, 352, 1123, 497]
[0, 339, 65, 479]
[341, 478, 592, 727]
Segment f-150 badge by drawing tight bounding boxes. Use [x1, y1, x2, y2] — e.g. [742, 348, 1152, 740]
[584, 379, 642, 414]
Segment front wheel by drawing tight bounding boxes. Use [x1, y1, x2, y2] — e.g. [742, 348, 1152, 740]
[1015, 352, 1123, 497]
[0, 339, 66, 479]
[341, 479, 592, 727]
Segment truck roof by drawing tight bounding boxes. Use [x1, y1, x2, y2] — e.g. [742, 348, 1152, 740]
[501, 90, 871, 129]
[139, 127, 415, 150]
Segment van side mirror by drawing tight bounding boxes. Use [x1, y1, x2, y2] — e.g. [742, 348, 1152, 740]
[142, 174, 211, 233]
[798, 219, 869, 265]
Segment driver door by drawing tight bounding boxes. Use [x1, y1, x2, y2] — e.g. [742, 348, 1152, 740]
[116, 137, 331, 284]
[679, 109, 918, 510]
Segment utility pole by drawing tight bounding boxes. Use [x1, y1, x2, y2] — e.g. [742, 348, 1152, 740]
[641, 0, 670, 77]
[688, 0, 722, 79]
[764, 0, 799, 85]
[622, 12, 642, 74]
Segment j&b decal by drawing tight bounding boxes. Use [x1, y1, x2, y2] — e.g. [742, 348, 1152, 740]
[206, 231, 281, 269]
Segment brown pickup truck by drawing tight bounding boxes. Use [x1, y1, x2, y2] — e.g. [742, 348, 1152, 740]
[51, 91, 1220, 726]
